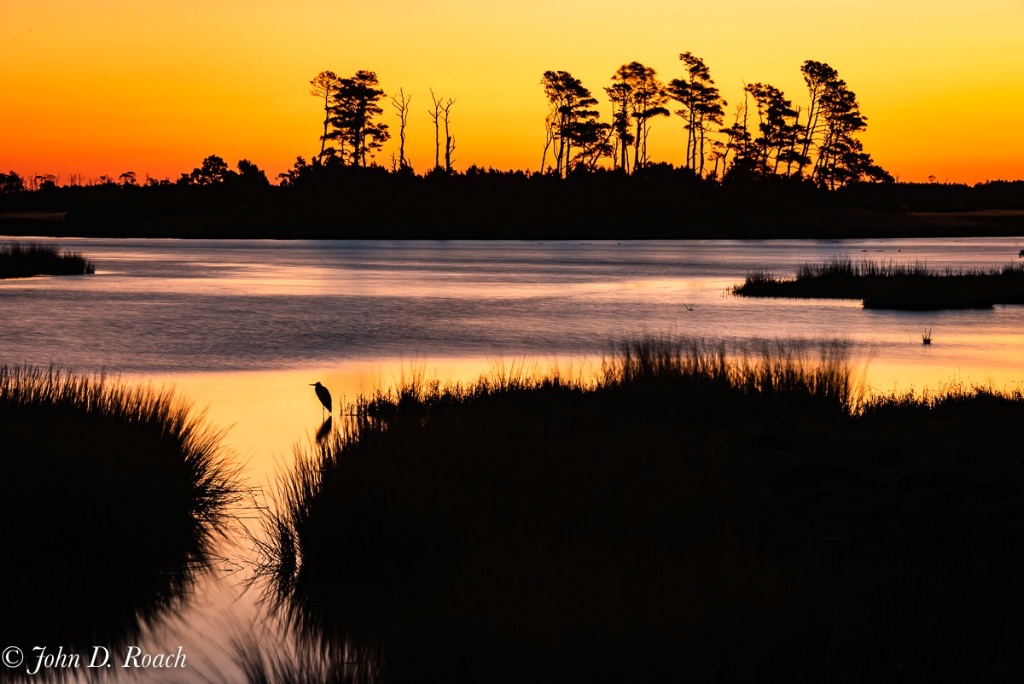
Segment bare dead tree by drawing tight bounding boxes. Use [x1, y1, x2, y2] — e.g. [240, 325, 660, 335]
[391, 88, 412, 171]
[429, 89, 443, 170]
[540, 111, 556, 172]
[441, 97, 456, 172]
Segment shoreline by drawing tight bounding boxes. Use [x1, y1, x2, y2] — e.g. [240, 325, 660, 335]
[2, 208, 1024, 240]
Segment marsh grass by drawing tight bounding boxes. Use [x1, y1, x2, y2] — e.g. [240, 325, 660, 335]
[735, 255, 1024, 309]
[251, 337, 1024, 681]
[0, 242, 95, 279]
[0, 365, 240, 658]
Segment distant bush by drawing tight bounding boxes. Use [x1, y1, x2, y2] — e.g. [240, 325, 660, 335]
[735, 256, 1024, 309]
[0, 242, 95, 278]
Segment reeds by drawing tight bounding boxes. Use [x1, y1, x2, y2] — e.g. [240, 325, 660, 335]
[0, 365, 240, 656]
[0, 242, 95, 278]
[259, 337, 1024, 682]
[734, 255, 1024, 309]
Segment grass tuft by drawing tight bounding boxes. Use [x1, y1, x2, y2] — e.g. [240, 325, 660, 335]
[734, 255, 1024, 309]
[251, 337, 1024, 681]
[0, 242, 95, 279]
[0, 365, 241, 655]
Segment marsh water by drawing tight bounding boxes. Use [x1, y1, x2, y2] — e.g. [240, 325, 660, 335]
[3, 236, 1024, 680]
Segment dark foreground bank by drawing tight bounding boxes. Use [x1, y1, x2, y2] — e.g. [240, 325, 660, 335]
[262, 338, 1024, 683]
[0, 366, 239, 674]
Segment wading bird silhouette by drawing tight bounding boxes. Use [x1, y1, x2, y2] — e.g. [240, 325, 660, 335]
[310, 382, 332, 419]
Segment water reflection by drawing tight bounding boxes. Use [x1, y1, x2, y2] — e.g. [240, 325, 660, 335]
[315, 416, 334, 445]
[3, 238, 1024, 680]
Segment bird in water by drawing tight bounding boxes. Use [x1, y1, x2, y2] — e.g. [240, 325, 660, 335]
[310, 381, 332, 419]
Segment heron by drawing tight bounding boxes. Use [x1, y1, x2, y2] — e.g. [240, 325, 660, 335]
[310, 381, 332, 419]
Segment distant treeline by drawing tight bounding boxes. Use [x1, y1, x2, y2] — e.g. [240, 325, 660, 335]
[1, 163, 1024, 239]
[307, 57, 890, 189]
[3, 53, 1023, 239]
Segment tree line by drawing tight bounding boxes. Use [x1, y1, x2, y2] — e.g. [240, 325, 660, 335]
[540, 55, 892, 187]
[0, 56, 905, 194]
[291, 55, 891, 190]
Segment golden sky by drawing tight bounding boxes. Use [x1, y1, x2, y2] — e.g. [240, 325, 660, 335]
[2, 1, 1022, 184]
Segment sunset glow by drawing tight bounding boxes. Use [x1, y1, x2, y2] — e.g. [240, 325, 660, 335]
[3, 1, 1023, 183]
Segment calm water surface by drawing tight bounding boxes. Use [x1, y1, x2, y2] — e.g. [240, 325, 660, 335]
[3, 236, 1024, 680]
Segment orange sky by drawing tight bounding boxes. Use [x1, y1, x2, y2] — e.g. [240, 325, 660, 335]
[2, 1, 1023, 184]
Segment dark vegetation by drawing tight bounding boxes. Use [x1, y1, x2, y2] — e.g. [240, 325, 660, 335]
[735, 255, 1024, 309]
[3, 53, 1023, 239]
[3, 167, 1024, 239]
[262, 338, 1024, 682]
[0, 366, 239, 669]
[0, 242, 94, 279]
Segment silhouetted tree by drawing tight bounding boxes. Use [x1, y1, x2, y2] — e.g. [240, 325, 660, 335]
[390, 88, 412, 172]
[667, 52, 726, 177]
[277, 157, 310, 187]
[607, 62, 669, 172]
[745, 83, 801, 175]
[441, 97, 456, 173]
[33, 174, 58, 191]
[182, 155, 233, 185]
[718, 93, 765, 182]
[118, 171, 137, 186]
[605, 82, 635, 172]
[541, 70, 609, 175]
[429, 89, 443, 170]
[429, 89, 456, 172]
[310, 71, 340, 164]
[327, 71, 390, 167]
[796, 60, 839, 178]
[0, 171, 25, 193]
[814, 74, 891, 187]
[790, 61, 892, 188]
[236, 159, 269, 187]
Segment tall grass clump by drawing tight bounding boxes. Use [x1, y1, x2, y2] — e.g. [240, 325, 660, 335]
[0, 365, 240, 659]
[735, 255, 1024, 309]
[794, 255, 931, 280]
[265, 338, 938, 682]
[263, 336, 1024, 681]
[0, 242, 95, 278]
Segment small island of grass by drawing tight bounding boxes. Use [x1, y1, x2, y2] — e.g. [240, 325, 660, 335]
[733, 255, 1024, 309]
[0, 242, 95, 279]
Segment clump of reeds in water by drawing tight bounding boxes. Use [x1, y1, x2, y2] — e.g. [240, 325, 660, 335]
[0, 241, 95, 279]
[0, 365, 239, 657]
[260, 338, 884, 682]
[261, 335, 1024, 682]
[734, 255, 1024, 309]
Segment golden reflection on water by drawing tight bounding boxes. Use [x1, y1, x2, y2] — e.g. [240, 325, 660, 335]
[113, 349, 1024, 681]
[140, 347, 1024, 491]
[142, 356, 598, 488]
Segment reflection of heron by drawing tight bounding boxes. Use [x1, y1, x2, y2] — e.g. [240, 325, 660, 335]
[310, 382, 332, 419]
[315, 416, 333, 444]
